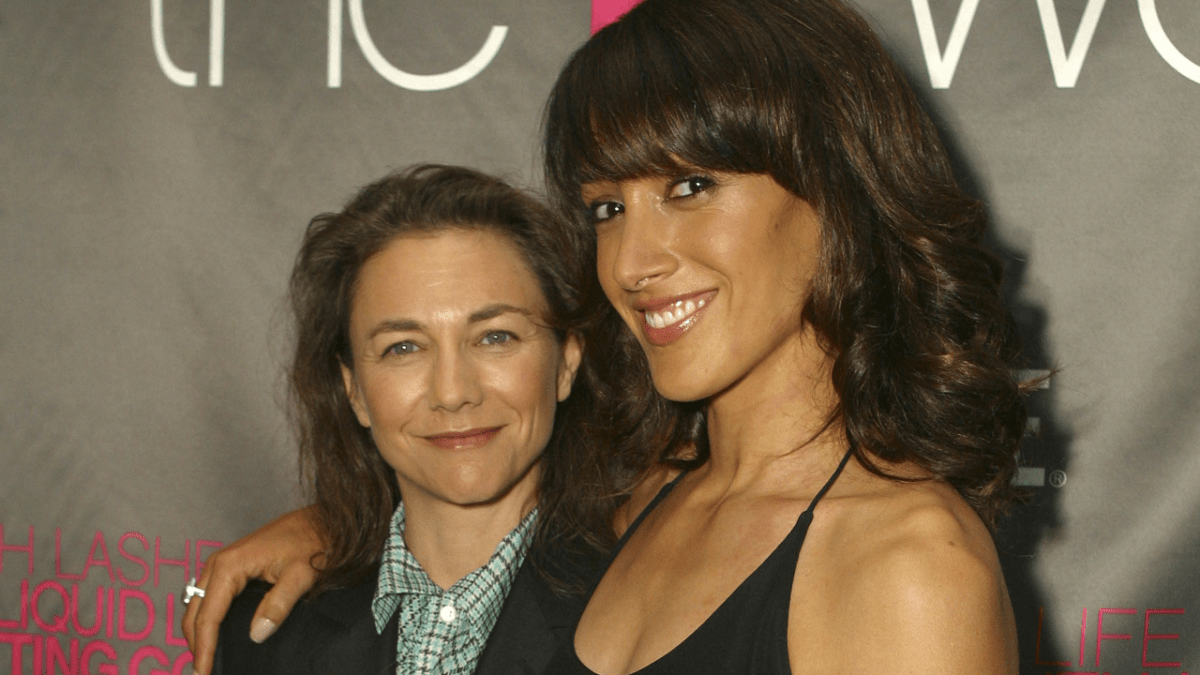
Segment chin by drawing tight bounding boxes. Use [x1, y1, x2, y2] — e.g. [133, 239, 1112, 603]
[441, 464, 538, 508]
[647, 368, 715, 403]
[434, 479, 511, 508]
[646, 346, 735, 400]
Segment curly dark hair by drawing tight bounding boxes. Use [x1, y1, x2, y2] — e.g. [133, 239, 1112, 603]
[288, 165, 620, 592]
[543, 0, 1031, 525]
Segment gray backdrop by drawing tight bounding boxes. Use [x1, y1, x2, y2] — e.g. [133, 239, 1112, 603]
[2, 1, 1197, 673]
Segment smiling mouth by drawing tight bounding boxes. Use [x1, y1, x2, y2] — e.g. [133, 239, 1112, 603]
[423, 427, 502, 450]
[638, 291, 716, 346]
[645, 297, 707, 328]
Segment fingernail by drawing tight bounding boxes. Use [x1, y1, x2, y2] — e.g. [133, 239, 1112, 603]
[250, 617, 277, 643]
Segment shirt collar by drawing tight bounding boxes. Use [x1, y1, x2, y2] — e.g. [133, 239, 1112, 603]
[371, 502, 538, 634]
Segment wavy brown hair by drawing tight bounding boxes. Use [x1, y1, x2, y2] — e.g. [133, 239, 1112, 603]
[289, 165, 619, 592]
[544, 0, 1031, 525]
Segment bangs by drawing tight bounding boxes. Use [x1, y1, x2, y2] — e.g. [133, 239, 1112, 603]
[545, 0, 806, 205]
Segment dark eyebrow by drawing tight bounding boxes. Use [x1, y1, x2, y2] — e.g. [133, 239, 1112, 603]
[367, 319, 423, 341]
[365, 304, 537, 341]
[468, 303, 537, 324]
[579, 181, 617, 200]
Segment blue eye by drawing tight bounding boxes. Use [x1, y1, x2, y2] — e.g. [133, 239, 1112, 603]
[383, 341, 419, 357]
[668, 175, 714, 199]
[480, 331, 515, 345]
[589, 201, 624, 223]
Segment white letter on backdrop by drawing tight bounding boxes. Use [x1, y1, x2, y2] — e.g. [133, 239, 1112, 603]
[912, 0, 981, 88]
[151, 0, 196, 87]
[151, 0, 224, 87]
[328, 0, 344, 87]
[1036, 0, 1107, 88]
[209, 0, 224, 86]
[327, 0, 508, 91]
[1138, 0, 1200, 83]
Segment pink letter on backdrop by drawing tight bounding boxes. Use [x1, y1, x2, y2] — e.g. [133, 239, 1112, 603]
[592, 0, 645, 34]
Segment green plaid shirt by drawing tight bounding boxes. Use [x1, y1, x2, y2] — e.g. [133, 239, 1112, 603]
[371, 504, 536, 675]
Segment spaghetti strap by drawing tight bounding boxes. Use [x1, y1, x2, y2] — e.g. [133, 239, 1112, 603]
[580, 469, 688, 596]
[548, 447, 859, 675]
[611, 469, 688, 552]
[803, 447, 854, 515]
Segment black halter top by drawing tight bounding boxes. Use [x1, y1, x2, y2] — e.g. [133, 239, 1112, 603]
[544, 449, 854, 675]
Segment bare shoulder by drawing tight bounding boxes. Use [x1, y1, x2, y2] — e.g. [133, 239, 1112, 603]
[791, 474, 1017, 674]
[612, 463, 683, 537]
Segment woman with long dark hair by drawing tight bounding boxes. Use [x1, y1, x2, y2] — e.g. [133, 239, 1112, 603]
[537, 0, 1026, 671]
[187, 1, 1031, 672]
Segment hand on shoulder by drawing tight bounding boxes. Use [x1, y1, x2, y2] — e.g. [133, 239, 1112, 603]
[183, 507, 325, 675]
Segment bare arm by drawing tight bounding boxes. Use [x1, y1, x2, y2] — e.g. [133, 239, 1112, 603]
[848, 533, 1016, 673]
[182, 507, 325, 675]
[790, 496, 1017, 674]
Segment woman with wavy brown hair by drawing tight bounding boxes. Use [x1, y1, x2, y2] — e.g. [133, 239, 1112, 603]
[288, 165, 618, 595]
[537, 0, 1027, 671]
[187, 0, 1031, 672]
[192, 164, 628, 675]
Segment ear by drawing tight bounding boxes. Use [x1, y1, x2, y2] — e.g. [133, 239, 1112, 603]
[556, 333, 584, 403]
[341, 362, 371, 428]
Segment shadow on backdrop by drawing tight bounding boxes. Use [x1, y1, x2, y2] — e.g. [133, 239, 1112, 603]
[911, 80, 1072, 673]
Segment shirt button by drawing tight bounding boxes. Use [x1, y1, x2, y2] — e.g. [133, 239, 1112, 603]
[439, 603, 457, 624]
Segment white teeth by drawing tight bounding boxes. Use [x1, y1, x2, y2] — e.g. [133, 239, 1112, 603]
[646, 297, 706, 329]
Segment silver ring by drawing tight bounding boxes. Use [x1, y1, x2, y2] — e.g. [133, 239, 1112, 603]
[182, 577, 206, 605]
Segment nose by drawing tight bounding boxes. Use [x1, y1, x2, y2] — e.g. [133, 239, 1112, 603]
[608, 201, 677, 292]
[428, 348, 483, 411]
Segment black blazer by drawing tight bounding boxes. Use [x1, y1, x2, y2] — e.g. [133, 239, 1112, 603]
[212, 554, 592, 675]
